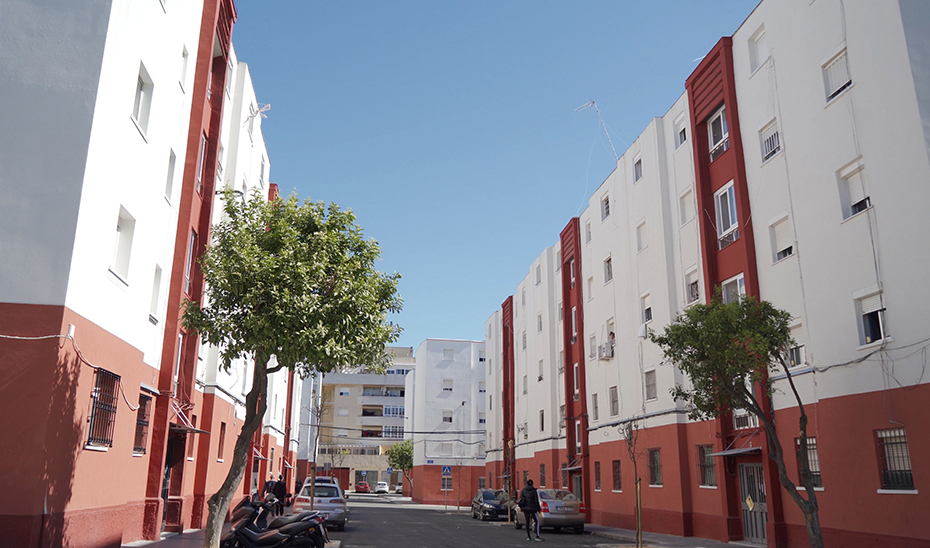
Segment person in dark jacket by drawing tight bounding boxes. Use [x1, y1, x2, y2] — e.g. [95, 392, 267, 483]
[517, 479, 543, 541]
[273, 475, 288, 515]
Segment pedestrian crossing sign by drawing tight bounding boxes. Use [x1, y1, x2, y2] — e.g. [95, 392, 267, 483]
[442, 466, 452, 476]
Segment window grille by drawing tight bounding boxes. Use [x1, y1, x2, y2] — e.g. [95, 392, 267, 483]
[594, 461, 601, 490]
[697, 445, 716, 486]
[708, 107, 729, 161]
[133, 394, 152, 454]
[609, 386, 619, 417]
[718, 227, 740, 250]
[824, 51, 852, 100]
[612, 460, 622, 490]
[796, 437, 822, 487]
[441, 477, 453, 491]
[539, 464, 546, 487]
[648, 449, 662, 485]
[761, 123, 781, 161]
[601, 196, 610, 219]
[87, 368, 120, 447]
[877, 428, 913, 490]
[733, 409, 759, 429]
[645, 370, 657, 401]
[562, 464, 568, 488]
[687, 280, 701, 303]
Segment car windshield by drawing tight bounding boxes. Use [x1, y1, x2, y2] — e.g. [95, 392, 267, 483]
[481, 490, 499, 500]
[302, 486, 340, 498]
[538, 489, 578, 501]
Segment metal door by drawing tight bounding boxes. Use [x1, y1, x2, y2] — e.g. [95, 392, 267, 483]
[572, 474, 583, 500]
[739, 463, 767, 544]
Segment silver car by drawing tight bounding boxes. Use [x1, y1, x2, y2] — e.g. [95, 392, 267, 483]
[292, 482, 347, 531]
[512, 489, 585, 534]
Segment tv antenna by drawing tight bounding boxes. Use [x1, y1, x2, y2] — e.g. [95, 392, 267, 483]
[244, 102, 271, 127]
[575, 100, 618, 161]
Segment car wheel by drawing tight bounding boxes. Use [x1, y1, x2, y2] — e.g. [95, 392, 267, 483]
[513, 514, 522, 530]
[573, 524, 585, 534]
[480, 512, 489, 522]
[553, 527, 561, 533]
[471, 509, 477, 519]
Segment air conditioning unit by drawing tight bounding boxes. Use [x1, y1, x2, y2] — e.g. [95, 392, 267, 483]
[597, 344, 614, 360]
[637, 323, 648, 339]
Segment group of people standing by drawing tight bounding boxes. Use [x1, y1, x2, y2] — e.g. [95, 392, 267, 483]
[260, 473, 291, 516]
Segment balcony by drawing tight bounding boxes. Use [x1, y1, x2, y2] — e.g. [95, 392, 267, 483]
[357, 415, 403, 427]
[732, 410, 759, 430]
[709, 137, 730, 162]
[718, 228, 739, 250]
[358, 395, 403, 406]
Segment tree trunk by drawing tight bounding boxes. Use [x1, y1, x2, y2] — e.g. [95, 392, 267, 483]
[202, 356, 269, 548]
[635, 477, 642, 548]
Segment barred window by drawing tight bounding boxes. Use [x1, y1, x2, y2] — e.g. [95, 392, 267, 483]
[612, 459, 622, 491]
[877, 428, 913, 490]
[594, 461, 601, 490]
[133, 394, 152, 454]
[697, 445, 716, 486]
[540, 464, 546, 488]
[562, 463, 568, 488]
[648, 449, 662, 486]
[87, 368, 120, 448]
[796, 437, 822, 487]
[441, 477, 453, 491]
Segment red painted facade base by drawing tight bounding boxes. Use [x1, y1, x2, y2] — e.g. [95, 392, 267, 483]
[411, 464, 484, 506]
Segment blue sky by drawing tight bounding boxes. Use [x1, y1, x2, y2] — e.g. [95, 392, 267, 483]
[231, 1, 760, 349]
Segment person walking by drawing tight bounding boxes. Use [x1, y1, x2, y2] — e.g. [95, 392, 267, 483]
[517, 479, 543, 541]
[273, 474, 288, 516]
[261, 473, 276, 499]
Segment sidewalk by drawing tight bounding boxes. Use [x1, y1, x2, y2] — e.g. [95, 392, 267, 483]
[585, 524, 755, 548]
[121, 529, 341, 548]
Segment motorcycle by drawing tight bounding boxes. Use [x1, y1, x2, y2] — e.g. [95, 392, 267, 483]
[221, 495, 329, 548]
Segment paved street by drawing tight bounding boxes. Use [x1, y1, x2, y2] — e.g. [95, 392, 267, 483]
[331, 493, 609, 548]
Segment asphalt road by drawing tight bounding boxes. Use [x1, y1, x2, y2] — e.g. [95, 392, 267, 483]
[328, 493, 612, 548]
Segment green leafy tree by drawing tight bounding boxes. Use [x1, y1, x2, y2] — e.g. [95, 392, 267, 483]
[386, 438, 414, 490]
[650, 294, 823, 548]
[183, 189, 402, 548]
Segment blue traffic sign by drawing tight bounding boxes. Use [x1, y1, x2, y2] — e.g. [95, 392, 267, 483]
[360, 470, 367, 476]
[441, 466, 452, 476]
[386, 467, 393, 474]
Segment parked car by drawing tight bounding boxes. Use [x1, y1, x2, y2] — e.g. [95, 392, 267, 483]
[471, 489, 509, 521]
[355, 481, 370, 493]
[394, 483, 403, 494]
[511, 489, 585, 533]
[292, 481, 348, 531]
[301, 475, 341, 489]
[375, 481, 389, 494]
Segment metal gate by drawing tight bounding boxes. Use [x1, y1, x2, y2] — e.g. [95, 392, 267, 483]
[739, 463, 767, 544]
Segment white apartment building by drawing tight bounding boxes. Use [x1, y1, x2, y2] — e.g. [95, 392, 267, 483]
[406, 339, 486, 505]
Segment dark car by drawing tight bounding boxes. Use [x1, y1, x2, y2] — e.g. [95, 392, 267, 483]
[471, 489, 509, 521]
[355, 481, 370, 493]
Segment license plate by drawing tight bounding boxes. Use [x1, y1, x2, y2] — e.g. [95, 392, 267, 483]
[555, 506, 569, 512]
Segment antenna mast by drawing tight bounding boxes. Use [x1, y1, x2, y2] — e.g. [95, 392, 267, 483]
[575, 100, 618, 161]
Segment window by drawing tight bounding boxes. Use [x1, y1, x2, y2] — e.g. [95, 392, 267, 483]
[444, 348, 454, 360]
[721, 273, 745, 304]
[823, 49, 852, 101]
[247, 103, 256, 140]
[384, 426, 404, 438]
[570, 259, 575, 288]
[571, 307, 577, 343]
[586, 277, 593, 300]
[537, 314, 543, 333]
[111, 207, 136, 282]
[338, 388, 349, 396]
[216, 144, 225, 185]
[558, 302, 563, 322]
[575, 421, 582, 454]
[442, 379, 453, 392]
[612, 460, 622, 491]
[796, 438, 822, 487]
[609, 386, 618, 417]
[645, 370, 657, 401]
[259, 158, 266, 188]
[133, 394, 152, 454]
[522, 287, 526, 306]
[697, 445, 716, 486]
[715, 182, 739, 249]
[539, 410, 545, 432]
[876, 428, 913, 490]
[479, 351, 486, 362]
[179, 46, 189, 90]
[601, 195, 610, 220]
[636, 221, 647, 252]
[479, 382, 486, 393]
[595, 461, 601, 490]
[489, 395, 492, 410]
[556, 250, 561, 271]
[540, 464, 546, 487]
[149, 265, 162, 323]
[225, 59, 234, 97]
[771, 217, 794, 262]
[132, 63, 153, 134]
[634, 158, 643, 182]
[787, 327, 806, 367]
[335, 429, 348, 438]
[217, 422, 226, 460]
[859, 293, 887, 345]
[538, 359, 544, 381]
[523, 470, 529, 484]
[442, 410, 453, 423]
[562, 464, 568, 488]
[196, 133, 207, 193]
[589, 335, 597, 358]
[603, 257, 613, 283]
[591, 393, 599, 421]
[558, 351, 564, 374]
[686, 270, 701, 304]
[559, 405, 565, 422]
[523, 421, 528, 440]
[585, 220, 592, 243]
[523, 375, 527, 395]
[679, 190, 694, 225]
[760, 120, 781, 161]
[479, 412, 486, 424]
[165, 150, 177, 201]
[184, 230, 197, 294]
[749, 25, 769, 73]
[536, 265, 541, 285]
[648, 449, 662, 486]
[641, 294, 652, 324]
[441, 477, 453, 491]
[522, 331, 527, 350]
[675, 117, 688, 148]
[708, 106, 729, 161]
[573, 364, 579, 400]
[842, 166, 871, 218]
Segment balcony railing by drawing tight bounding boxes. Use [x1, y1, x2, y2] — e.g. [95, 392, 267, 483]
[718, 228, 740, 250]
[710, 137, 730, 162]
[733, 411, 759, 430]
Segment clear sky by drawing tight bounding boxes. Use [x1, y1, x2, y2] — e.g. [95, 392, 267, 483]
[230, 0, 760, 350]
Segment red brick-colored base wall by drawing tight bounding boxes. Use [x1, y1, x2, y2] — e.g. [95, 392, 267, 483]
[411, 464, 484, 506]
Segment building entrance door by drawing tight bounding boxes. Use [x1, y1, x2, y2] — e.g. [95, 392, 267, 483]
[572, 474, 583, 501]
[739, 463, 767, 544]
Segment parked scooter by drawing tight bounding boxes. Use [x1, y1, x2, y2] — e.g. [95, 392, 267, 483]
[221, 495, 328, 548]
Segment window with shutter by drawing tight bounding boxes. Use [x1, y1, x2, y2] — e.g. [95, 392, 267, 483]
[845, 168, 870, 216]
[823, 50, 852, 101]
[771, 218, 794, 262]
[859, 293, 886, 344]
